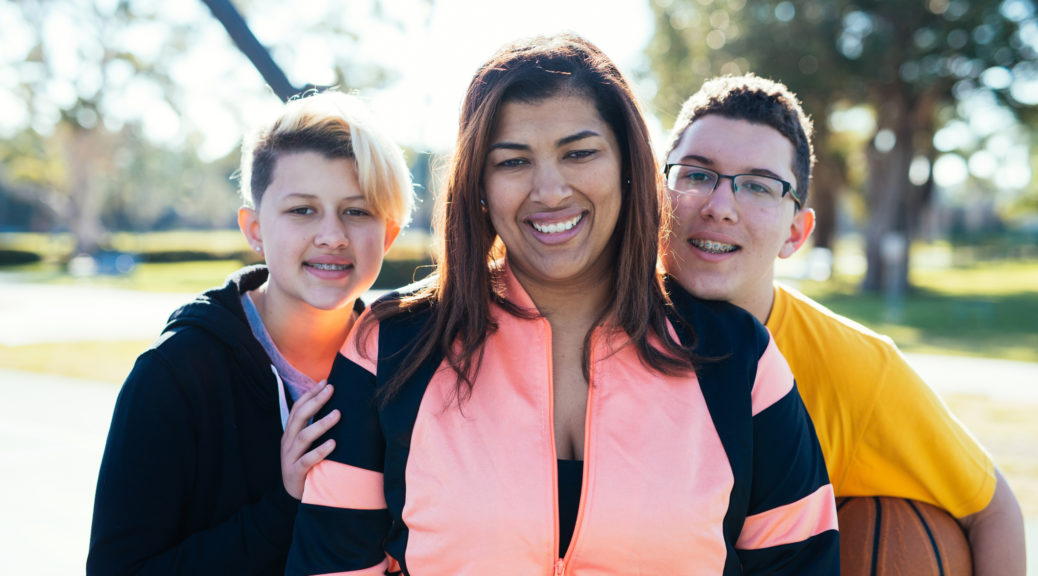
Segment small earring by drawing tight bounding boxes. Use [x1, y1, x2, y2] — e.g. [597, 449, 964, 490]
[254, 245, 262, 252]
[624, 178, 632, 186]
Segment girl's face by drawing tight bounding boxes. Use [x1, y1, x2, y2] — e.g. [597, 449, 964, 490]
[482, 93, 623, 294]
[239, 150, 399, 313]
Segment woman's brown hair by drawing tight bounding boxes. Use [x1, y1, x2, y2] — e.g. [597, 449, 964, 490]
[370, 33, 692, 404]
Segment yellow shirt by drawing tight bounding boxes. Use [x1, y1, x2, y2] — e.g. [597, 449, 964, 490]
[766, 283, 995, 518]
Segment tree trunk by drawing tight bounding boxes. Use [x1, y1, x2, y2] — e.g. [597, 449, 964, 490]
[810, 141, 841, 252]
[65, 127, 106, 254]
[862, 120, 914, 294]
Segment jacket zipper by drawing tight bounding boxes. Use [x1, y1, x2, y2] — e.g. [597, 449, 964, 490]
[552, 328, 599, 576]
[544, 318, 562, 572]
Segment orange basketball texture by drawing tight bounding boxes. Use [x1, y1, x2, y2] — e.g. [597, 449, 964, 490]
[837, 497, 973, 576]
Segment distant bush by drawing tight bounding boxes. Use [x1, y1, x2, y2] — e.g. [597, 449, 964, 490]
[0, 249, 42, 266]
[138, 250, 255, 263]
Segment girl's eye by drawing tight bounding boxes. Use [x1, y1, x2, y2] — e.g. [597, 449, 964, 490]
[344, 208, 370, 217]
[290, 207, 315, 216]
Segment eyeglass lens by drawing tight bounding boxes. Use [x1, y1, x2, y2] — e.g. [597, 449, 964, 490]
[667, 165, 787, 207]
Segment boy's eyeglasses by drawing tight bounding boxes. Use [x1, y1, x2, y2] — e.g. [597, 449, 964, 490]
[664, 163, 802, 209]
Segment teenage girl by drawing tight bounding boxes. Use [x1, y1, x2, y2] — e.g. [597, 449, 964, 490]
[88, 91, 414, 576]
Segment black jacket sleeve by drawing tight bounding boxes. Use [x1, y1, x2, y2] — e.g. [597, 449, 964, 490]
[87, 349, 298, 576]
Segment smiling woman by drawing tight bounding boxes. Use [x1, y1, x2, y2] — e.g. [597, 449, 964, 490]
[483, 93, 622, 301]
[285, 34, 839, 576]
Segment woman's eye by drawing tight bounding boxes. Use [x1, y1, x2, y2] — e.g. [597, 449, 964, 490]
[290, 207, 315, 216]
[566, 149, 596, 160]
[496, 157, 528, 168]
[344, 208, 370, 217]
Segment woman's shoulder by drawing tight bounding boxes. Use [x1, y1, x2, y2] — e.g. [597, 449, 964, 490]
[367, 279, 439, 334]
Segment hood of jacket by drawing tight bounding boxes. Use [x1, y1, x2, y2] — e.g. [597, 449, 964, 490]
[163, 265, 275, 387]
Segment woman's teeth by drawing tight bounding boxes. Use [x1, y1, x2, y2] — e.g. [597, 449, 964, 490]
[532, 214, 582, 234]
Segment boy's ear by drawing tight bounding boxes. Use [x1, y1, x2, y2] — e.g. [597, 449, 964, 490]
[384, 222, 402, 254]
[778, 208, 815, 259]
[238, 206, 262, 251]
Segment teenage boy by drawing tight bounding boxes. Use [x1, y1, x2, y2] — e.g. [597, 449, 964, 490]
[662, 74, 1025, 575]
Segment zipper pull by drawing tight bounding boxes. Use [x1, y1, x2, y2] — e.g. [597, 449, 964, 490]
[554, 558, 565, 576]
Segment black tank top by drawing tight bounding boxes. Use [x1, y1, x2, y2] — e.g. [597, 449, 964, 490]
[557, 459, 583, 557]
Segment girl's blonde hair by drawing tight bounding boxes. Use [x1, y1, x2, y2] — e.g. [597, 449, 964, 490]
[240, 90, 414, 229]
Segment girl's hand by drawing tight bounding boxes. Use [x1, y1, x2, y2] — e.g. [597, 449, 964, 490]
[280, 381, 340, 500]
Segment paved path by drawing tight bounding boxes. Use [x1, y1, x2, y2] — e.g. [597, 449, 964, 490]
[0, 282, 193, 346]
[1, 370, 117, 575]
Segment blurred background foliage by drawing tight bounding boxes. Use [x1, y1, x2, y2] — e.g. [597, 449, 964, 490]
[0, 0, 426, 256]
[1, 0, 1036, 295]
[647, 0, 1038, 292]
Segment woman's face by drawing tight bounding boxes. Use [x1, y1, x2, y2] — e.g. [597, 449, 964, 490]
[482, 93, 623, 293]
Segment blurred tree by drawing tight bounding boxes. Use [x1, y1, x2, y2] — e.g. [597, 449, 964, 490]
[647, 0, 1038, 292]
[0, 0, 402, 254]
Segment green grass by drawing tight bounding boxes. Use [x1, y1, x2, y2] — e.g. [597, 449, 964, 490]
[0, 340, 149, 385]
[0, 230, 248, 257]
[942, 393, 1038, 518]
[794, 260, 1038, 363]
[56, 260, 245, 293]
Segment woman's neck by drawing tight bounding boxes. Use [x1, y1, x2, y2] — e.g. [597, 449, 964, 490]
[250, 286, 356, 382]
[512, 264, 614, 331]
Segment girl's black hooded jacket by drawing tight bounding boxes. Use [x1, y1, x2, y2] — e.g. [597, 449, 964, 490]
[88, 266, 298, 576]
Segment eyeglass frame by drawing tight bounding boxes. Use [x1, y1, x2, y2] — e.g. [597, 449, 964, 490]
[663, 163, 803, 209]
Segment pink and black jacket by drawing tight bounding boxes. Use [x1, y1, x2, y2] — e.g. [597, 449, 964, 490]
[286, 270, 838, 575]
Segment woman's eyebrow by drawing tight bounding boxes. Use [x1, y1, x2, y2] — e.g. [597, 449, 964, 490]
[488, 129, 601, 153]
[557, 130, 600, 147]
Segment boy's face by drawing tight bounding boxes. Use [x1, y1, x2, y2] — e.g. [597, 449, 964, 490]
[662, 114, 812, 319]
[239, 150, 399, 313]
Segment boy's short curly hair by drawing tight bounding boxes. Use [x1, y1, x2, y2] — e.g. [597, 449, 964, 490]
[666, 74, 815, 206]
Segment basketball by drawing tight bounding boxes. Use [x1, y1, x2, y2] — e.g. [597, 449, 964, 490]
[837, 497, 972, 576]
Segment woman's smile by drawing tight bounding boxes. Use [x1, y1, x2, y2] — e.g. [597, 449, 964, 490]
[483, 93, 622, 291]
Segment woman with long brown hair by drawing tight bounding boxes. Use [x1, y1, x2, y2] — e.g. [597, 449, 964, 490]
[286, 34, 838, 575]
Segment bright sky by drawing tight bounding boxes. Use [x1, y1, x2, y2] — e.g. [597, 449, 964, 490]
[184, 0, 658, 160]
[359, 0, 659, 154]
